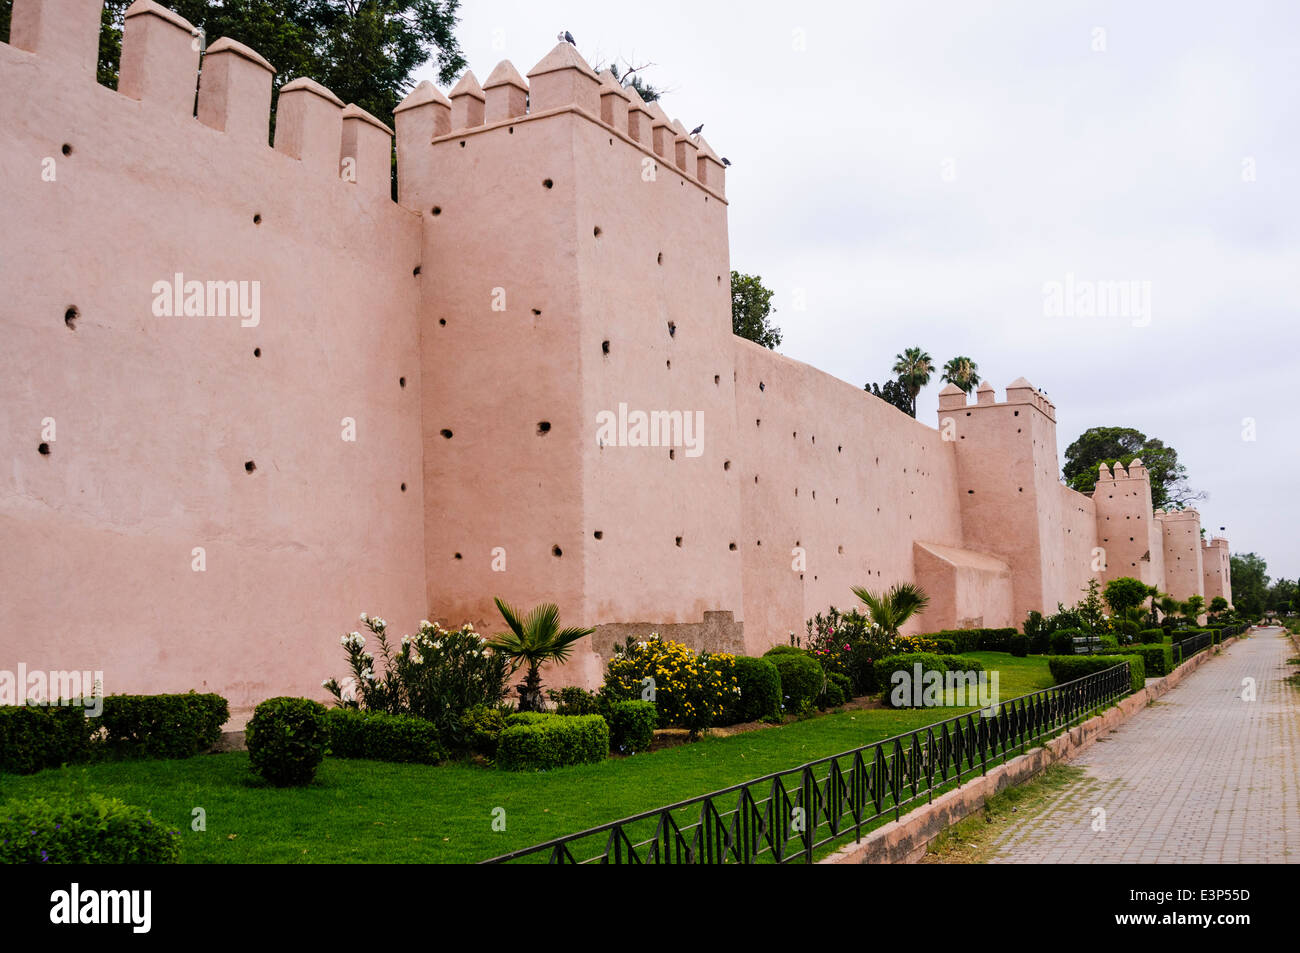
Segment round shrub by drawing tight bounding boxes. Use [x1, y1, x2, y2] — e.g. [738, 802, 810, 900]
[940, 655, 983, 673]
[606, 700, 656, 754]
[1009, 633, 1030, 657]
[762, 644, 808, 658]
[603, 636, 738, 735]
[727, 656, 782, 723]
[1139, 628, 1165, 644]
[245, 696, 329, 787]
[817, 671, 851, 710]
[770, 653, 823, 715]
[1050, 628, 1084, 655]
[1099, 635, 1120, 652]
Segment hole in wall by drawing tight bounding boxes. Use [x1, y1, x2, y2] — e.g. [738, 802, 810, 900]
[61, 143, 72, 156]
[666, 360, 671, 370]
[758, 381, 765, 392]
[756, 419, 761, 427]
[593, 226, 602, 238]
[723, 460, 731, 470]
[431, 206, 442, 216]
[38, 442, 50, 455]
[454, 552, 462, 560]
[967, 489, 974, 494]
[837, 445, 842, 453]
[413, 265, 422, 276]
[754, 475, 758, 483]
[253, 347, 261, 358]
[657, 252, 663, 265]
[399, 377, 406, 388]
[674, 536, 682, 547]
[253, 213, 262, 225]
[543, 178, 553, 189]
[64, 307, 78, 330]
[532, 308, 541, 316]
[439, 318, 447, 326]
[602, 340, 610, 355]
[552, 545, 563, 557]
[459, 141, 466, 148]
[729, 542, 737, 551]
[440, 429, 453, 439]
[669, 449, 675, 460]
[594, 531, 603, 540]
[714, 375, 720, 385]
[244, 460, 256, 473]
[537, 421, 551, 435]
[400, 483, 407, 492]
[667, 321, 676, 337]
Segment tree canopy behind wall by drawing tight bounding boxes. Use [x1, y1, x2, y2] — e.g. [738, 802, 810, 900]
[11, 0, 469, 123]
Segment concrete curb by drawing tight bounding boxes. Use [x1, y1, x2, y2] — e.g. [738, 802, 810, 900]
[821, 635, 1242, 864]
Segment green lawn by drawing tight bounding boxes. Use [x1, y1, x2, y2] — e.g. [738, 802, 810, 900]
[1, 652, 1055, 864]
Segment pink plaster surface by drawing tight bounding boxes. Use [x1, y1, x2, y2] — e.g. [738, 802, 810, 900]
[0, 13, 1231, 718]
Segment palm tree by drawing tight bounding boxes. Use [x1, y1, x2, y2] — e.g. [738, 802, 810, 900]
[851, 582, 931, 638]
[1158, 595, 1181, 622]
[940, 356, 981, 394]
[891, 347, 934, 417]
[487, 598, 595, 712]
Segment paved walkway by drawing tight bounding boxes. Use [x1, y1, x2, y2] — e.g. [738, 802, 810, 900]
[988, 628, 1300, 863]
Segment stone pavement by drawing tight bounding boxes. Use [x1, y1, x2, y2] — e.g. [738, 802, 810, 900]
[987, 628, 1299, 863]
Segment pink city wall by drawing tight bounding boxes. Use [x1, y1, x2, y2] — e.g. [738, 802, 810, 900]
[0, 2, 1231, 718]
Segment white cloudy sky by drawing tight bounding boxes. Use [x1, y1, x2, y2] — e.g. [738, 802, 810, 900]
[415, 0, 1300, 580]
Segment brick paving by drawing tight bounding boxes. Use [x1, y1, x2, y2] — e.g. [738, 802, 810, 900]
[987, 628, 1300, 863]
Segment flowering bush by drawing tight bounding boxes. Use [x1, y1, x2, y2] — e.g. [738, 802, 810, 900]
[324, 613, 511, 749]
[602, 635, 739, 736]
[805, 607, 897, 696]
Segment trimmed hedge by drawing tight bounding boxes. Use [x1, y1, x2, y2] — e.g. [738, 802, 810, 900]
[1009, 634, 1030, 657]
[459, 704, 506, 756]
[99, 692, 228, 760]
[729, 656, 782, 722]
[874, 653, 947, 708]
[914, 627, 1019, 653]
[0, 705, 95, 775]
[1139, 628, 1166, 644]
[0, 794, 180, 864]
[1049, 628, 1085, 655]
[326, 708, 444, 764]
[940, 655, 983, 673]
[769, 653, 823, 715]
[245, 696, 330, 787]
[1127, 643, 1174, 678]
[1047, 654, 1146, 695]
[607, 700, 656, 755]
[761, 644, 807, 658]
[497, 713, 608, 771]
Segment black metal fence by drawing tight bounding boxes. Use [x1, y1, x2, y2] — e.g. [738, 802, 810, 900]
[1172, 630, 1214, 664]
[481, 661, 1132, 865]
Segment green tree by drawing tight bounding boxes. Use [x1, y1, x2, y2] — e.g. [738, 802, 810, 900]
[47, 1, 466, 122]
[940, 356, 980, 394]
[1062, 426, 1202, 510]
[731, 271, 781, 349]
[1182, 594, 1205, 621]
[891, 347, 934, 417]
[850, 582, 930, 638]
[864, 378, 914, 416]
[1103, 577, 1149, 618]
[605, 62, 662, 103]
[487, 598, 594, 712]
[1229, 553, 1269, 617]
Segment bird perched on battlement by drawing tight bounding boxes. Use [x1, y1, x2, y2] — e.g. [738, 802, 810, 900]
[557, 30, 576, 45]
[721, 157, 732, 166]
[690, 123, 703, 137]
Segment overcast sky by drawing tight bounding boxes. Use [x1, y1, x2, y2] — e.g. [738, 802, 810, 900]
[414, 0, 1300, 581]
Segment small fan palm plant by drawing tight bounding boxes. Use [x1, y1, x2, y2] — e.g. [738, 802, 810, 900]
[487, 598, 595, 712]
[850, 582, 931, 638]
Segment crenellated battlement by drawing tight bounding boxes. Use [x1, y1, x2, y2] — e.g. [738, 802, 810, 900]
[2, 0, 397, 198]
[394, 43, 726, 206]
[937, 377, 1056, 422]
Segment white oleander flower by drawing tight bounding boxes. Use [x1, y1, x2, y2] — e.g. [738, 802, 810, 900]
[360, 613, 369, 623]
[360, 668, 375, 682]
[411, 652, 424, 665]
